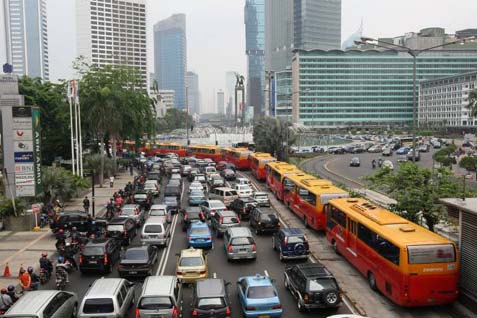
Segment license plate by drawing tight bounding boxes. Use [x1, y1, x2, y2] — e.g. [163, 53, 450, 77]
[129, 271, 137, 274]
[259, 315, 270, 318]
[197, 238, 204, 242]
[89, 260, 97, 264]
[151, 315, 163, 318]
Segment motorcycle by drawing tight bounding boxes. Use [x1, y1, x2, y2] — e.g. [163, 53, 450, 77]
[39, 268, 50, 284]
[55, 266, 68, 290]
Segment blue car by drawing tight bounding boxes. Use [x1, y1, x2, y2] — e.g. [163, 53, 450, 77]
[187, 221, 213, 248]
[396, 147, 410, 155]
[188, 191, 207, 206]
[237, 274, 283, 318]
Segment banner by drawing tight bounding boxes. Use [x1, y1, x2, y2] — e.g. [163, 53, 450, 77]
[32, 107, 43, 195]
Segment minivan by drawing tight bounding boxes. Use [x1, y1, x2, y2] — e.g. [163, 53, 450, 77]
[209, 187, 239, 206]
[78, 278, 135, 318]
[141, 216, 171, 246]
[136, 275, 183, 318]
[223, 227, 257, 261]
[191, 279, 231, 318]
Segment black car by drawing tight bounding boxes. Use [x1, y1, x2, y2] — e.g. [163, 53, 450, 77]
[118, 245, 158, 278]
[164, 196, 180, 214]
[188, 168, 201, 182]
[229, 198, 257, 220]
[284, 263, 342, 311]
[191, 279, 231, 318]
[273, 228, 309, 261]
[220, 169, 236, 181]
[50, 211, 89, 233]
[146, 171, 161, 181]
[249, 207, 280, 235]
[165, 184, 182, 198]
[79, 238, 121, 273]
[106, 216, 137, 246]
[182, 207, 206, 231]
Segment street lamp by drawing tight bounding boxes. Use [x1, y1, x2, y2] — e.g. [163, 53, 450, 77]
[355, 36, 476, 162]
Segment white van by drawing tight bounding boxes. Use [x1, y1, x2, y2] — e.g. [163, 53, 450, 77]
[141, 216, 171, 246]
[209, 187, 239, 206]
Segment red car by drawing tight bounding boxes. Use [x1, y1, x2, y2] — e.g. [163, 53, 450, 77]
[216, 161, 228, 171]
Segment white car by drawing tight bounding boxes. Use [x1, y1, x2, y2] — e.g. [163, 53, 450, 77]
[189, 182, 204, 193]
[148, 204, 172, 223]
[234, 184, 253, 198]
[144, 180, 159, 196]
[382, 160, 394, 170]
[236, 177, 251, 186]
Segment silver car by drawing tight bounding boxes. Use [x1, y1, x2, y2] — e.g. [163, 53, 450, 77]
[210, 210, 241, 238]
[137, 276, 183, 318]
[200, 200, 227, 219]
[3, 290, 78, 318]
[121, 204, 145, 226]
[149, 204, 172, 223]
[224, 227, 257, 261]
[253, 192, 270, 207]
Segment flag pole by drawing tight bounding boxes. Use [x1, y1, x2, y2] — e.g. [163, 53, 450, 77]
[74, 81, 80, 176]
[68, 81, 76, 175]
[77, 83, 84, 177]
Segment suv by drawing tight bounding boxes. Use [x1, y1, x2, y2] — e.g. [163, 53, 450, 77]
[191, 279, 232, 318]
[210, 210, 241, 238]
[249, 207, 280, 235]
[252, 192, 270, 207]
[229, 198, 257, 220]
[164, 196, 180, 214]
[50, 211, 89, 233]
[80, 238, 121, 273]
[273, 228, 309, 261]
[284, 263, 342, 312]
[107, 217, 137, 246]
[224, 227, 256, 262]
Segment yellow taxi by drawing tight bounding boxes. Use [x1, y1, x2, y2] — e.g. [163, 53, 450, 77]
[176, 247, 208, 283]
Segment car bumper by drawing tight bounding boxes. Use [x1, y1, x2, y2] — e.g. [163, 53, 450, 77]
[80, 263, 108, 272]
[281, 252, 309, 260]
[118, 267, 150, 277]
[243, 309, 283, 318]
[189, 240, 213, 248]
[256, 202, 270, 207]
[141, 237, 168, 246]
[177, 272, 207, 283]
[302, 301, 341, 310]
[227, 252, 256, 260]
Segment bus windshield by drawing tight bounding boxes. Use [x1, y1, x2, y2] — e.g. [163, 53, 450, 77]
[407, 244, 456, 264]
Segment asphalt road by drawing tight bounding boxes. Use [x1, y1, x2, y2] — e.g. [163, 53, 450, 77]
[39, 173, 352, 318]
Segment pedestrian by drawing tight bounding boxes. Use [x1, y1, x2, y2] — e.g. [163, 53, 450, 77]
[109, 175, 115, 188]
[371, 159, 376, 169]
[129, 162, 134, 176]
[83, 196, 90, 214]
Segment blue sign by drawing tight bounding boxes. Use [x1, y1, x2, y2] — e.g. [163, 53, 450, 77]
[14, 151, 34, 163]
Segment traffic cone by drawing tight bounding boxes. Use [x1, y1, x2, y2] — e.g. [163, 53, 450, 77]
[18, 264, 24, 277]
[3, 263, 10, 277]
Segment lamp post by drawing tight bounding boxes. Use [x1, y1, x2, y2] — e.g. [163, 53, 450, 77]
[186, 86, 190, 145]
[356, 36, 475, 162]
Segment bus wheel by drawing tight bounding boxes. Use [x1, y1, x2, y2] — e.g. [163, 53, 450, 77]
[368, 272, 377, 291]
[332, 240, 340, 255]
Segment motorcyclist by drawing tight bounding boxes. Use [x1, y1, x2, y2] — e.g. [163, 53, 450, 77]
[63, 244, 78, 270]
[27, 266, 40, 290]
[39, 252, 53, 279]
[0, 288, 13, 313]
[55, 229, 66, 250]
[19, 268, 31, 292]
[56, 256, 69, 283]
[6, 285, 18, 303]
[106, 199, 115, 219]
[115, 195, 123, 208]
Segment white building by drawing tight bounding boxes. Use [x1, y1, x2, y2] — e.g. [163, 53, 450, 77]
[3, 0, 49, 80]
[419, 71, 477, 128]
[216, 90, 225, 114]
[76, 0, 147, 88]
[186, 71, 200, 114]
[158, 89, 175, 110]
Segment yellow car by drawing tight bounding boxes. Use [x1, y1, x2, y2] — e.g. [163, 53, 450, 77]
[176, 247, 208, 283]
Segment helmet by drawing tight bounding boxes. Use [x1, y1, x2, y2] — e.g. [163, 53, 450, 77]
[7, 285, 15, 292]
[27, 266, 34, 273]
[72, 227, 77, 231]
[1, 288, 6, 294]
[58, 229, 64, 234]
[41, 252, 48, 257]
[57, 256, 65, 263]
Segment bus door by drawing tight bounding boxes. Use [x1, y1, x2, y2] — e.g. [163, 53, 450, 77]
[347, 218, 358, 259]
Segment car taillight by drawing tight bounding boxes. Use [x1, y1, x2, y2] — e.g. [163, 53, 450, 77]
[272, 304, 282, 310]
[177, 271, 183, 275]
[227, 244, 233, 252]
[283, 237, 288, 246]
[103, 253, 109, 265]
[136, 307, 140, 318]
[192, 309, 198, 317]
[219, 217, 223, 224]
[253, 244, 257, 252]
[206, 237, 211, 241]
[123, 231, 128, 238]
[226, 306, 231, 316]
[304, 293, 309, 303]
[79, 255, 83, 265]
[189, 237, 194, 241]
[199, 270, 207, 275]
[245, 305, 255, 311]
[172, 306, 179, 318]
[210, 209, 216, 214]
[134, 209, 138, 215]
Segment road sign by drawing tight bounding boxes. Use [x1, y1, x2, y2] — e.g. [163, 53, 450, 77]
[32, 204, 41, 214]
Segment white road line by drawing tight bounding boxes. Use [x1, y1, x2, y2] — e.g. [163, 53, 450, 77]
[160, 212, 179, 276]
[213, 272, 217, 278]
[264, 270, 269, 277]
[155, 214, 178, 276]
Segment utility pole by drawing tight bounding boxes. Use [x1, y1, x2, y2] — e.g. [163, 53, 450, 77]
[186, 86, 190, 145]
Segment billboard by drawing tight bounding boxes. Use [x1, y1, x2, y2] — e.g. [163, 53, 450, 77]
[14, 140, 33, 152]
[13, 129, 33, 140]
[32, 107, 43, 195]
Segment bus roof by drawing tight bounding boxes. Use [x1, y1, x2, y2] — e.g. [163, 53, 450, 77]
[330, 198, 453, 247]
[223, 147, 251, 154]
[249, 152, 274, 159]
[286, 173, 345, 196]
[266, 161, 300, 174]
[188, 144, 219, 149]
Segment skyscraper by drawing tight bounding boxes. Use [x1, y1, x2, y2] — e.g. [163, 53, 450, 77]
[265, 0, 293, 71]
[76, 0, 147, 88]
[225, 71, 236, 116]
[154, 14, 187, 109]
[245, 0, 265, 117]
[186, 71, 200, 115]
[294, 0, 341, 50]
[3, 0, 49, 80]
[217, 90, 225, 114]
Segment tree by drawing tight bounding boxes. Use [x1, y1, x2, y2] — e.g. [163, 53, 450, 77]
[433, 144, 457, 168]
[156, 108, 193, 133]
[367, 162, 465, 232]
[253, 117, 295, 161]
[466, 89, 477, 118]
[459, 156, 477, 180]
[41, 166, 90, 203]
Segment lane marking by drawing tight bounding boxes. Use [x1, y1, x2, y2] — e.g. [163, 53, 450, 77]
[160, 211, 179, 276]
[1, 230, 50, 267]
[155, 214, 178, 276]
[264, 270, 269, 277]
[213, 272, 217, 278]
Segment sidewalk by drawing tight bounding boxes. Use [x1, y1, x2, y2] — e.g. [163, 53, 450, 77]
[0, 170, 135, 289]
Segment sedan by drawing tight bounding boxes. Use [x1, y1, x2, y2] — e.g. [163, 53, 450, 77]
[237, 274, 283, 318]
[144, 180, 159, 197]
[176, 247, 208, 284]
[234, 184, 254, 198]
[189, 190, 207, 206]
[121, 204, 145, 227]
[349, 157, 360, 167]
[164, 196, 180, 214]
[221, 168, 236, 181]
[187, 221, 213, 248]
[396, 147, 410, 155]
[182, 207, 206, 231]
[189, 181, 205, 193]
[149, 204, 172, 223]
[118, 245, 158, 278]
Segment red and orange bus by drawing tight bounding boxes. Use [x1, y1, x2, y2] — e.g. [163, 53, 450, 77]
[221, 147, 253, 170]
[265, 162, 302, 200]
[249, 153, 276, 181]
[186, 145, 222, 162]
[282, 173, 348, 230]
[326, 197, 459, 307]
[148, 142, 187, 157]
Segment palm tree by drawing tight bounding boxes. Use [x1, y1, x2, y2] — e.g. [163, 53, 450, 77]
[466, 89, 477, 119]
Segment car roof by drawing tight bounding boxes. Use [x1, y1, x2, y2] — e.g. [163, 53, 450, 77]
[196, 279, 226, 298]
[215, 187, 234, 191]
[84, 278, 124, 298]
[142, 276, 176, 297]
[5, 290, 62, 314]
[190, 221, 209, 229]
[227, 227, 252, 236]
[218, 210, 237, 217]
[151, 204, 167, 209]
[180, 247, 203, 257]
[281, 228, 305, 236]
[293, 262, 334, 279]
[243, 274, 273, 287]
[254, 207, 276, 214]
[125, 246, 148, 253]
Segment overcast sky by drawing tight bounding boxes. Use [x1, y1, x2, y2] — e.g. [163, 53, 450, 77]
[1, 0, 477, 112]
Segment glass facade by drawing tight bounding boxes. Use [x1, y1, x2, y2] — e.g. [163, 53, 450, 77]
[245, 0, 265, 116]
[293, 50, 477, 127]
[154, 14, 187, 109]
[275, 69, 292, 120]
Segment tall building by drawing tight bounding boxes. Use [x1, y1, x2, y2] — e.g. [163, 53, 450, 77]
[265, 0, 293, 71]
[158, 89, 175, 110]
[245, 0, 265, 117]
[293, 0, 341, 50]
[3, 0, 49, 80]
[154, 14, 187, 109]
[76, 0, 147, 87]
[225, 71, 236, 116]
[291, 49, 477, 128]
[217, 90, 225, 114]
[186, 71, 200, 115]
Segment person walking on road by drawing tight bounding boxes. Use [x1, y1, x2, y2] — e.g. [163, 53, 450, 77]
[83, 196, 90, 214]
[372, 159, 376, 169]
[109, 175, 115, 188]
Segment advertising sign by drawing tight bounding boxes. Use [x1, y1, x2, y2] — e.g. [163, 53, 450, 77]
[15, 163, 34, 173]
[14, 151, 34, 163]
[14, 140, 33, 152]
[12, 106, 32, 117]
[13, 129, 33, 141]
[14, 173, 35, 186]
[15, 185, 35, 197]
[12, 117, 32, 129]
[32, 107, 43, 195]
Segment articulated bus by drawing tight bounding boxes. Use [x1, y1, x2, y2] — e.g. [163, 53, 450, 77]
[149, 142, 187, 157]
[186, 145, 222, 162]
[249, 153, 276, 181]
[221, 147, 253, 170]
[326, 198, 459, 307]
[265, 162, 301, 201]
[282, 174, 348, 230]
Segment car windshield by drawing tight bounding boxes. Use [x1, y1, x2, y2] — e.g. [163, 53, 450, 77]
[247, 286, 276, 299]
[107, 224, 124, 232]
[190, 227, 209, 235]
[83, 246, 104, 256]
[135, 194, 147, 200]
[210, 202, 225, 209]
[180, 256, 203, 266]
[223, 216, 239, 224]
[150, 209, 166, 216]
[190, 193, 205, 198]
[165, 198, 177, 204]
[287, 236, 306, 244]
[197, 297, 225, 310]
[255, 194, 267, 200]
[125, 249, 147, 259]
[188, 212, 202, 219]
[138, 296, 173, 310]
[122, 208, 135, 216]
[83, 298, 114, 313]
[144, 224, 163, 233]
[309, 278, 339, 292]
[231, 237, 253, 245]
